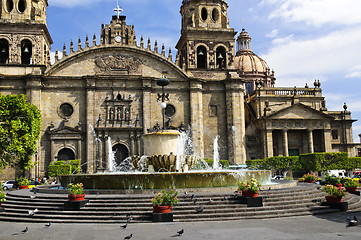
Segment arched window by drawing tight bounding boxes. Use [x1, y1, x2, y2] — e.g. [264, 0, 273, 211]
[18, 0, 26, 13]
[21, 39, 32, 64]
[112, 144, 129, 166]
[5, 0, 14, 12]
[58, 148, 75, 161]
[197, 46, 207, 69]
[0, 39, 9, 64]
[216, 46, 226, 69]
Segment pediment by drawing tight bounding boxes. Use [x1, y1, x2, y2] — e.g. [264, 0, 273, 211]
[49, 126, 81, 134]
[266, 103, 334, 120]
[46, 46, 188, 80]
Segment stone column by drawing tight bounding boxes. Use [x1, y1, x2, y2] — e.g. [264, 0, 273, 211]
[85, 78, 96, 173]
[77, 139, 82, 163]
[50, 139, 55, 162]
[130, 132, 135, 156]
[307, 129, 314, 153]
[142, 79, 152, 134]
[136, 133, 141, 156]
[282, 130, 289, 156]
[190, 80, 204, 158]
[225, 80, 246, 164]
[97, 135, 102, 171]
[323, 129, 332, 152]
[26, 77, 42, 179]
[104, 134, 110, 170]
[266, 129, 274, 157]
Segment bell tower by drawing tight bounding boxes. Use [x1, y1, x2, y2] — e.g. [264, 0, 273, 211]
[0, 0, 52, 68]
[176, 0, 236, 71]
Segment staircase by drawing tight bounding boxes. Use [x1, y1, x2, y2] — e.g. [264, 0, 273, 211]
[0, 184, 360, 224]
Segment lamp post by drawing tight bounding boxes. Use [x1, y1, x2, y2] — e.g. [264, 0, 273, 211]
[157, 75, 170, 130]
[35, 150, 38, 182]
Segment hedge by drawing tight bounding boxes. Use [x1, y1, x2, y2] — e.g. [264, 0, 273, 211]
[48, 164, 71, 177]
[246, 159, 270, 170]
[299, 152, 348, 172]
[203, 158, 230, 169]
[266, 156, 300, 171]
[48, 160, 80, 177]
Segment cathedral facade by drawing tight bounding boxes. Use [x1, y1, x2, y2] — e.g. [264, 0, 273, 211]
[0, 0, 359, 179]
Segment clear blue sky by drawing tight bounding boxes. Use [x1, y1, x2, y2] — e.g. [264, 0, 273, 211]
[48, 0, 361, 142]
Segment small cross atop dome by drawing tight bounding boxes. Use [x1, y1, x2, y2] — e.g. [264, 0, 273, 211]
[113, 0, 123, 19]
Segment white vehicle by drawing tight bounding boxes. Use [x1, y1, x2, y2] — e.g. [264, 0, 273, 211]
[321, 170, 347, 180]
[2, 180, 17, 190]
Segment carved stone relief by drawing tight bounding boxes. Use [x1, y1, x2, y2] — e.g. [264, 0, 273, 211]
[94, 55, 142, 75]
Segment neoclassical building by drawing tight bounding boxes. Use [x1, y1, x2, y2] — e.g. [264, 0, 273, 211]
[0, 0, 360, 179]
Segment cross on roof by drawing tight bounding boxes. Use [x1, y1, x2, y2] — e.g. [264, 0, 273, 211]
[113, 0, 123, 19]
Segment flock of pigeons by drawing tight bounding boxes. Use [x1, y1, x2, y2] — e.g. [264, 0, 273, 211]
[9, 191, 360, 239]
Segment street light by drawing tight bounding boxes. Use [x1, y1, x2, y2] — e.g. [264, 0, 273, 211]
[35, 150, 38, 182]
[157, 75, 170, 130]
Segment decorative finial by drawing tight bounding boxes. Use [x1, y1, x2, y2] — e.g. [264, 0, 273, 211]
[113, 0, 123, 19]
[343, 102, 348, 111]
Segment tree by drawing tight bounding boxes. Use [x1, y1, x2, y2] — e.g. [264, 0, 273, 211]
[0, 94, 41, 172]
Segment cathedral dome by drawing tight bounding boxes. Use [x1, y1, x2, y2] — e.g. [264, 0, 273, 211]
[235, 51, 270, 74]
[234, 29, 270, 74]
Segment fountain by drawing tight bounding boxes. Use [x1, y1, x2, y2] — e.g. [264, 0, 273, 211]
[58, 77, 272, 191]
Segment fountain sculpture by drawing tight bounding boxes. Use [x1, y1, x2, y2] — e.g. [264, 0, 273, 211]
[58, 77, 271, 190]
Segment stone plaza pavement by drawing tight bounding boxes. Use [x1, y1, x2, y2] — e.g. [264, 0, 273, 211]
[0, 211, 360, 240]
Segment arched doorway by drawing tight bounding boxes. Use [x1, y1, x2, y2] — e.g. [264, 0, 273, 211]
[112, 144, 129, 166]
[58, 148, 75, 161]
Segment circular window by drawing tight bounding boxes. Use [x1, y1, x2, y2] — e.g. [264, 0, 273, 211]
[212, 8, 219, 22]
[18, 0, 26, 13]
[59, 103, 74, 118]
[164, 104, 176, 118]
[201, 7, 208, 21]
[5, 0, 14, 12]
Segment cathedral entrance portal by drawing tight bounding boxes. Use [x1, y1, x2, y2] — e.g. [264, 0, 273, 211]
[57, 148, 75, 161]
[112, 144, 129, 166]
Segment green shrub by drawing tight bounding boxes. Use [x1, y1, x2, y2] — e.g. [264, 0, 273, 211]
[202, 158, 229, 169]
[48, 159, 80, 177]
[246, 159, 270, 170]
[266, 156, 300, 171]
[48, 163, 71, 177]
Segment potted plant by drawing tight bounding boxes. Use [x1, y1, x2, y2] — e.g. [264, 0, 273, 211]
[321, 185, 347, 203]
[302, 173, 317, 183]
[17, 177, 30, 189]
[0, 192, 5, 207]
[67, 183, 85, 201]
[151, 189, 179, 213]
[238, 178, 261, 197]
[343, 179, 359, 192]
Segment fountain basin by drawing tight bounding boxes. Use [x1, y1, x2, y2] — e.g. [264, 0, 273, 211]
[143, 130, 180, 156]
[58, 170, 271, 190]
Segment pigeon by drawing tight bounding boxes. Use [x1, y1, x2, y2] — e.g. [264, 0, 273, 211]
[184, 191, 188, 196]
[268, 187, 271, 191]
[191, 194, 195, 200]
[127, 216, 134, 223]
[44, 222, 52, 228]
[222, 196, 228, 201]
[193, 198, 197, 203]
[195, 205, 204, 213]
[124, 233, 133, 240]
[21, 227, 28, 234]
[207, 198, 213, 204]
[126, 212, 134, 218]
[30, 195, 36, 199]
[121, 223, 128, 229]
[347, 216, 359, 227]
[28, 208, 38, 216]
[177, 229, 184, 236]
